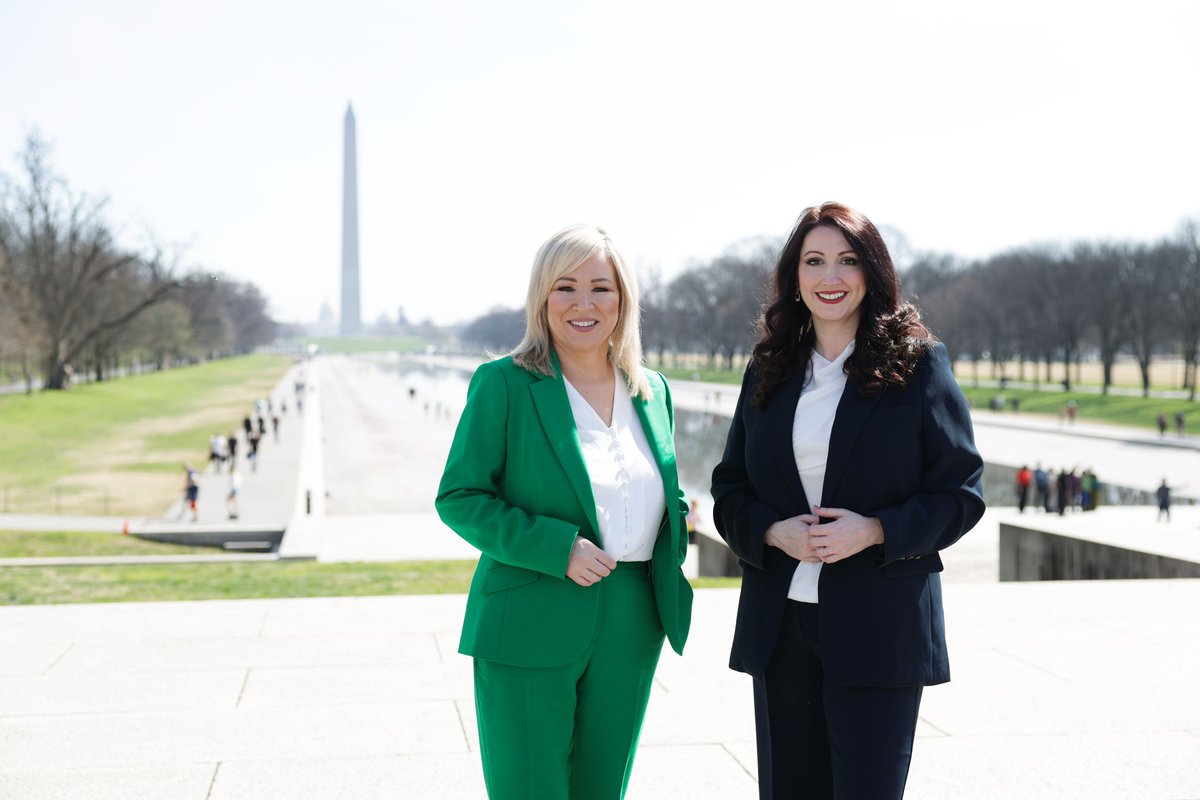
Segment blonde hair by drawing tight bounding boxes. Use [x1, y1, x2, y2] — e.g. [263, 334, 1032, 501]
[511, 224, 651, 399]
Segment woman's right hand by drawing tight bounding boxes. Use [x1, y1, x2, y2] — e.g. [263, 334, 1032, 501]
[763, 514, 822, 562]
[566, 536, 617, 586]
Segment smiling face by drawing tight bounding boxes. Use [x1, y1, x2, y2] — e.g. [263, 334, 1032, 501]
[796, 225, 866, 341]
[546, 250, 621, 361]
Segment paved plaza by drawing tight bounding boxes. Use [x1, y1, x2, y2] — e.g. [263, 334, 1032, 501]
[1, 354, 1199, 799]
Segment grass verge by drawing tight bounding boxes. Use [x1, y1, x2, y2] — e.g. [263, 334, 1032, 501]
[957, 386, 1196, 432]
[656, 366, 744, 385]
[690, 576, 742, 589]
[0, 560, 481, 605]
[0, 558, 743, 605]
[0, 531, 212, 558]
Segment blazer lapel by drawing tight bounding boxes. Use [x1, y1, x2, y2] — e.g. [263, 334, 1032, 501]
[528, 356, 602, 540]
[821, 379, 882, 506]
[631, 383, 679, 534]
[769, 369, 810, 513]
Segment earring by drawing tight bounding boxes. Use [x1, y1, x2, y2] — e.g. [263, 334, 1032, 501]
[794, 287, 802, 302]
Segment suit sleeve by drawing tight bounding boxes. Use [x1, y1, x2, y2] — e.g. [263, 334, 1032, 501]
[435, 363, 578, 578]
[710, 365, 784, 571]
[874, 343, 986, 563]
[657, 373, 689, 564]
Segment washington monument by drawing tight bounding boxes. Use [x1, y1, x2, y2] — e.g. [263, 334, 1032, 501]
[340, 104, 361, 336]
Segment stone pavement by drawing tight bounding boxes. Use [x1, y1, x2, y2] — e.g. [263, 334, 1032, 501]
[1, 571, 1198, 798]
[4, 354, 1200, 798]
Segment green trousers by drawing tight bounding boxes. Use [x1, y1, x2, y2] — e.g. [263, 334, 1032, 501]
[473, 561, 665, 799]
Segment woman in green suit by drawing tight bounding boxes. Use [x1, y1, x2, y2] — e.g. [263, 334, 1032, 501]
[436, 224, 693, 799]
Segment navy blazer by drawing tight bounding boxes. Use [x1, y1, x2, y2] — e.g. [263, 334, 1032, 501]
[711, 342, 985, 687]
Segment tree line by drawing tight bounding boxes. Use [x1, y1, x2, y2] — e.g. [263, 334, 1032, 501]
[455, 225, 1200, 400]
[910, 228, 1200, 399]
[0, 135, 275, 392]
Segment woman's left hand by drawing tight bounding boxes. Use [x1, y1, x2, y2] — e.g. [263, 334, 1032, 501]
[808, 506, 885, 563]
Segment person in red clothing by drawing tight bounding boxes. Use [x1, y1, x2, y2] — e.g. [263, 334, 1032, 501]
[1015, 465, 1033, 513]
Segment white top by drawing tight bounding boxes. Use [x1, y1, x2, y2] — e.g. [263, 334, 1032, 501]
[563, 370, 666, 562]
[788, 341, 854, 603]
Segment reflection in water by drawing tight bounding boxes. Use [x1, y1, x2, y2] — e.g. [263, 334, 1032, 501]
[374, 361, 1155, 511]
[674, 409, 1152, 509]
[675, 409, 733, 501]
[372, 358, 472, 416]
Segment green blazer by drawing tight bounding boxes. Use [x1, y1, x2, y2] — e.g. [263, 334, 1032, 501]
[435, 354, 693, 668]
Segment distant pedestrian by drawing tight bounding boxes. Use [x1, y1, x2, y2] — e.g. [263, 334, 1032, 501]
[227, 431, 239, 464]
[1056, 469, 1070, 516]
[257, 415, 267, 437]
[1157, 413, 1168, 436]
[1016, 465, 1032, 512]
[1066, 400, 1078, 425]
[226, 467, 242, 519]
[248, 427, 261, 472]
[181, 464, 199, 522]
[1080, 468, 1096, 511]
[1046, 469, 1059, 513]
[1033, 463, 1049, 511]
[1175, 412, 1186, 437]
[271, 414, 280, 442]
[208, 434, 223, 473]
[685, 498, 699, 545]
[243, 415, 253, 438]
[1156, 479, 1171, 522]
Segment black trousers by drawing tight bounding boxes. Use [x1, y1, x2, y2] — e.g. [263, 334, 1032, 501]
[752, 600, 923, 800]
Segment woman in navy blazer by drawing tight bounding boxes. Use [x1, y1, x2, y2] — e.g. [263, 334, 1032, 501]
[711, 202, 984, 799]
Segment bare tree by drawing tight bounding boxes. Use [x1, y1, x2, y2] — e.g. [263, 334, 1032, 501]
[706, 237, 776, 370]
[1073, 242, 1128, 394]
[638, 268, 670, 365]
[0, 253, 42, 392]
[665, 267, 721, 367]
[122, 299, 192, 369]
[0, 135, 177, 389]
[1123, 243, 1172, 397]
[1172, 219, 1200, 399]
[458, 306, 524, 353]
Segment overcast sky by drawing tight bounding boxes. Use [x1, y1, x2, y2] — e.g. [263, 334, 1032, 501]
[3, 0, 1198, 326]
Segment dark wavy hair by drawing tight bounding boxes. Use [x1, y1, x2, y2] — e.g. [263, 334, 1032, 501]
[751, 202, 932, 408]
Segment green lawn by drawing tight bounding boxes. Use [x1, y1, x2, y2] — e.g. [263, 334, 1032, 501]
[0, 554, 742, 604]
[0, 530, 212, 558]
[958, 386, 1195, 432]
[0, 354, 292, 515]
[690, 576, 742, 589]
[0, 559, 481, 605]
[656, 366, 744, 385]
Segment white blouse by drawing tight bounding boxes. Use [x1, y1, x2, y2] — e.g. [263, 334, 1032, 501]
[788, 341, 854, 603]
[563, 370, 666, 562]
